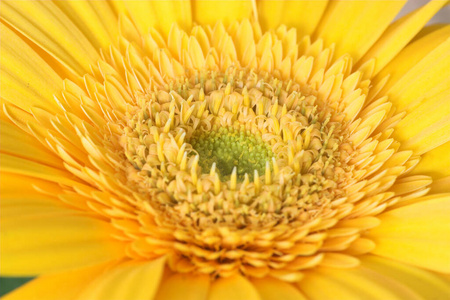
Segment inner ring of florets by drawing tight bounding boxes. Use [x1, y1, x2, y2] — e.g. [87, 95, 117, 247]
[120, 68, 352, 229]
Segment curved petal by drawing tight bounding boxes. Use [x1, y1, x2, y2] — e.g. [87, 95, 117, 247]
[367, 194, 450, 273]
[53, 0, 119, 50]
[0, 0, 100, 75]
[410, 141, 450, 178]
[0, 23, 62, 114]
[252, 277, 307, 300]
[313, 1, 406, 61]
[361, 255, 450, 300]
[193, 0, 254, 26]
[1, 196, 125, 276]
[208, 275, 261, 300]
[2, 263, 112, 300]
[357, 0, 448, 74]
[77, 257, 166, 300]
[112, 0, 191, 37]
[257, 0, 327, 37]
[299, 267, 421, 300]
[154, 273, 210, 300]
[0, 120, 62, 169]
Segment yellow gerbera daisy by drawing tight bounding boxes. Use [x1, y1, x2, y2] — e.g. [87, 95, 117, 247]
[1, 0, 449, 299]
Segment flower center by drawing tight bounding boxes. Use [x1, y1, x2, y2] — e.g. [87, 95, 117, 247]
[190, 126, 273, 181]
[120, 67, 352, 229]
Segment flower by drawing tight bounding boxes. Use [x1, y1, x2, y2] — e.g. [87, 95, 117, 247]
[1, 0, 449, 299]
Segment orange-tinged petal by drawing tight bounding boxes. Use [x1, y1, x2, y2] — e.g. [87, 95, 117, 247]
[362, 255, 450, 300]
[367, 194, 450, 273]
[154, 273, 210, 300]
[2, 263, 112, 300]
[1, 201, 124, 275]
[78, 258, 166, 300]
[252, 277, 307, 300]
[209, 275, 261, 300]
[300, 267, 421, 300]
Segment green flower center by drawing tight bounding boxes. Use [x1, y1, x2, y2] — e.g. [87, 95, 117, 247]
[190, 126, 273, 181]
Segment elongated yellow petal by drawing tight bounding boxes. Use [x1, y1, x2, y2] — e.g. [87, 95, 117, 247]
[2, 263, 112, 300]
[377, 31, 450, 112]
[114, 0, 191, 37]
[0, 120, 61, 168]
[0, 153, 81, 187]
[357, 0, 448, 74]
[78, 258, 166, 300]
[193, 0, 254, 26]
[0, 0, 100, 75]
[367, 194, 450, 273]
[362, 255, 450, 300]
[154, 273, 210, 300]
[0, 173, 61, 197]
[209, 275, 261, 300]
[252, 277, 307, 300]
[53, 0, 118, 50]
[430, 177, 450, 194]
[300, 267, 421, 300]
[257, 0, 327, 37]
[410, 141, 450, 178]
[374, 24, 450, 105]
[314, 1, 406, 61]
[1, 201, 124, 275]
[394, 87, 450, 155]
[0, 23, 62, 114]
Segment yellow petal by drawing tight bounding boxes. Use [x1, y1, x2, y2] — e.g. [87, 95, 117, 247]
[300, 267, 421, 300]
[78, 258, 166, 300]
[252, 277, 307, 300]
[2, 263, 112, 300]
[0, 23, 62, 114]
[0, 120, 61, 169]
[429, 176, 450, 194]
[1, 200, 124, 275]
[0, 0, 100, 75]
[257, 0, 327, 37]
[193, 0, 254, 26]
[393, 87, 450, 155]
[357, 1, 448, 74]
[154, 273, 210, 300]
[0, 173, 61, 197]
[115, 0, 191, 37]
[298, 271, 362, 300]
[0, 153, 82, 187]
[367, 194, 450, 273]
[377, 30, 450, 112]
[410, 141, 450, 178]
[209, 275, 261, 300]
[314, 1, 406, 61]
[362, 255, 450, 300]
[53, 0, 118, 50]
[375, 24, 450, 94]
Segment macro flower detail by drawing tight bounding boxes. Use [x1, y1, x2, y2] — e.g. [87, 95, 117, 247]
[1, 0, 449, 299]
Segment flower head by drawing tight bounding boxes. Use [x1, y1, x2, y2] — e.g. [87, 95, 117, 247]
[1, 0, 450, 299]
